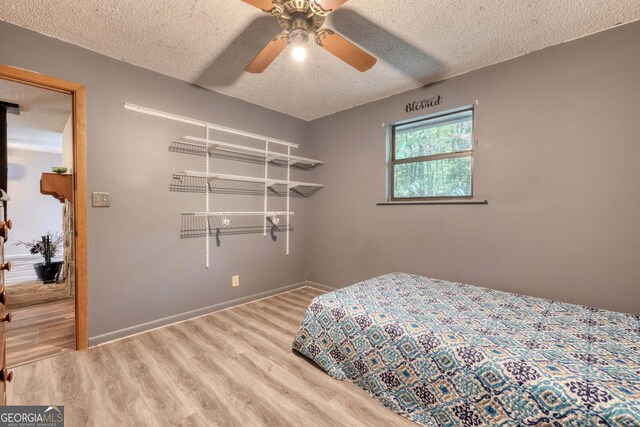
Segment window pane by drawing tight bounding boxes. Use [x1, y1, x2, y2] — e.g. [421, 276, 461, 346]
[395, 110, 473, 160]
[394, 156, 472, 198]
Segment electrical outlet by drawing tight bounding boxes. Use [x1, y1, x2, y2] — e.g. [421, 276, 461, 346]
[232, 275, 240, 288]
[92, 192, 110, 208]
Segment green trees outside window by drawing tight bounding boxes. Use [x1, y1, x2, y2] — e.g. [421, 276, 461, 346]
[392, 110, 473, 199]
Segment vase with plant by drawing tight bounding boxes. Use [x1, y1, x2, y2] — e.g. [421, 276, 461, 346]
[15, 232, 64, 284]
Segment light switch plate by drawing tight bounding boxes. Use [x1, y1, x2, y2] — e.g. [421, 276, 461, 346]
[92, 192, 111, 208]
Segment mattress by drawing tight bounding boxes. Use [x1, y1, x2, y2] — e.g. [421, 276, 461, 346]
[292, 273, 640, 426]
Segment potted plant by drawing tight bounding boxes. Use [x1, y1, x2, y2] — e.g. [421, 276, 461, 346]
[15, 232, 64, 284]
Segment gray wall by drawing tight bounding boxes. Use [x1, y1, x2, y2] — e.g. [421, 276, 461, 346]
[306, 21, 640, 315]
[0, 22, 312, 343]
[1, 18, 638, 345]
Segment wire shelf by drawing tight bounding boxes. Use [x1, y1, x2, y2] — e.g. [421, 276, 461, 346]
[170, 173, 323, 198]
[125, 103, 323, 264]
[170, 137, 323, 171]
[181, 213, 293, 240]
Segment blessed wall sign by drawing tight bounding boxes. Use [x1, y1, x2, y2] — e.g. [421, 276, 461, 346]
[405, 95, 442, 113]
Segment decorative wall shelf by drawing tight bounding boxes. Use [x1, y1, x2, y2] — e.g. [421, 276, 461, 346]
[40, 173, 73, 203]
[124, 103, 324, 268]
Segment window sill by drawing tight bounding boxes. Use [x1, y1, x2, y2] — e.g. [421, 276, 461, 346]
[377, 200, 488, 206]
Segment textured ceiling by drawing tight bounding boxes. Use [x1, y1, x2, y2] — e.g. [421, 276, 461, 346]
[1, 1, 639, 120]
[0, 79, 71, 153]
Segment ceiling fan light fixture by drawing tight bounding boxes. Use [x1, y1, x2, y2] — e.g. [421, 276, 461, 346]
[289, 20, 310, 45]
[244, 0, 376, 73]
[292, 45, 307, 62]
[289, 24, 310, 63]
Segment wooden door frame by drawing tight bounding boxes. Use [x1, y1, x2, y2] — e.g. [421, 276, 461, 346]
[0, 65, 88, 350]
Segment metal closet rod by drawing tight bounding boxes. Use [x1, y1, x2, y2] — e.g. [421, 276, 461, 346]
[184, 212, 295, 217]
[124, 103, 299, 148]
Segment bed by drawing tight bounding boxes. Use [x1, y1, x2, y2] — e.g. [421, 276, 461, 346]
[292, 273, 640, 426]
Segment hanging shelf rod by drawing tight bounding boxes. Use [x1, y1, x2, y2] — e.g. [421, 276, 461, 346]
[177, 171, 324, 189]
[184, 212, 295, 217]
[124, 103, 299, 148]
[175, 136, 323, 169]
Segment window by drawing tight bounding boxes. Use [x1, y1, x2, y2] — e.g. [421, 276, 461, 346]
[390, 109, 474, 200]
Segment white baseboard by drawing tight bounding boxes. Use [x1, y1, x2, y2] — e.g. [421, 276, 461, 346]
[89, 281, 314, 347]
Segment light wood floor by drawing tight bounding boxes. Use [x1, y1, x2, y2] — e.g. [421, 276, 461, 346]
[9, 287, 415, 426]
[6, 281, 71, 309]
[6, 298, 76, 368]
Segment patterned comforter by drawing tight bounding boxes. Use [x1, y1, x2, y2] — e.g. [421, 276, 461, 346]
[293, 273, 640, 426]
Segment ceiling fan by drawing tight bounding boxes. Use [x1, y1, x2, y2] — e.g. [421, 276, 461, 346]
[242, 0, 377, 73]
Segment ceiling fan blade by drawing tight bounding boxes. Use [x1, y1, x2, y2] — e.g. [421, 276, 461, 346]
[313, 0, 349, 13]
[245, 35, 288, 73]
[242, 0, 275, 12]
[317, 31, 376, 72]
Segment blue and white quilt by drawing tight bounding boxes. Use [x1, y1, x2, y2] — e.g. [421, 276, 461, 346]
[293, 273, 640, 426]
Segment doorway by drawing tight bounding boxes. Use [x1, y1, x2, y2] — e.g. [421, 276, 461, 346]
[0, 66, 87, 367]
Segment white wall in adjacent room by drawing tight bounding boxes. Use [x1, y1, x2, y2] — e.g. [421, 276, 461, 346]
[7, 147, 64, 258]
